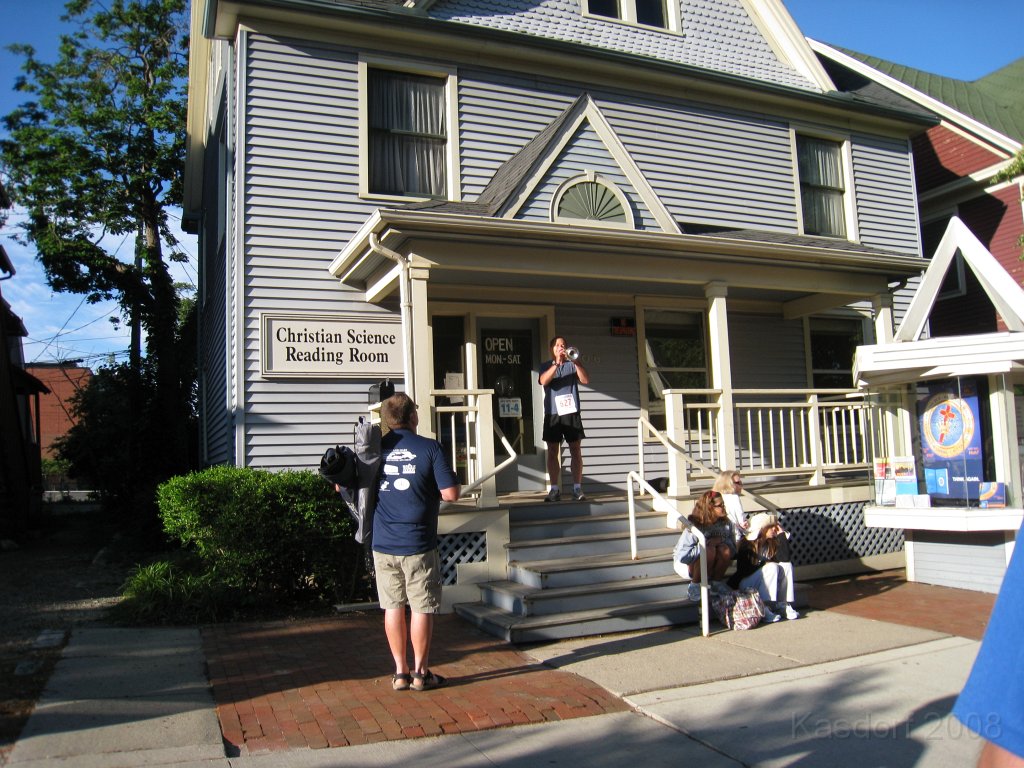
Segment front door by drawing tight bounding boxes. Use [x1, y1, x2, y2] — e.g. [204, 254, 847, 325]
[479, 319, 545, 493]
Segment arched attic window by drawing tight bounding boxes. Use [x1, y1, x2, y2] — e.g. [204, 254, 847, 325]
[551, 171, 635, 229]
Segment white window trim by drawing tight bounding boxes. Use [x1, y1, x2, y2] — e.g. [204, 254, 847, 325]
[635, 296, 709, 433]
[582, 0, 681, 34]
[803, 311, 872, 388]
[551, 170, 636, 229]
[357, 55, 461, 202]
[790, 126, 859, 242]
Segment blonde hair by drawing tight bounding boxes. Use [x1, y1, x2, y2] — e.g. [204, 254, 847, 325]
[712, 470, 741, 495]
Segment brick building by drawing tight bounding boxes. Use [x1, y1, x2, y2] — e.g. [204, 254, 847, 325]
[25, 363, 92, 459]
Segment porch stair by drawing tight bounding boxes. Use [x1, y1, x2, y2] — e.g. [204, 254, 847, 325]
[454, 495, 701, 643]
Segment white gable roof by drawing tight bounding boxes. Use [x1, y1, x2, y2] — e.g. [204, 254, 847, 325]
[854, 216, 1024, 387]
[500, 95, 682, 234]
[897, 216, 1024, 341]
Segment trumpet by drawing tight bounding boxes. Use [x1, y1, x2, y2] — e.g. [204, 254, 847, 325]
[566, 346, 580, 361]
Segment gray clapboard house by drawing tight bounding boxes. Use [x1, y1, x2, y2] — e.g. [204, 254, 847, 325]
[184, 0, 935, 638]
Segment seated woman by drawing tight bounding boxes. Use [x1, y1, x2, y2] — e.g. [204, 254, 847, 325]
[681, 490, 737, 601]
[712, 470, 749, 542]
[728, 512, 800, 622]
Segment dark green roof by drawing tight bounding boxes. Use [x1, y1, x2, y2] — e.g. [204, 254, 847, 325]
[836, 49, 1024, 144]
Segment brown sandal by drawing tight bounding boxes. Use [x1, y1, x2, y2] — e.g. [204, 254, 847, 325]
[392, 673, 412, 691]
[411, 671, 447, 691]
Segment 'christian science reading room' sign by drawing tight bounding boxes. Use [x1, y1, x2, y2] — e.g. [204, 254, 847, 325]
[261, 313, 403, 378]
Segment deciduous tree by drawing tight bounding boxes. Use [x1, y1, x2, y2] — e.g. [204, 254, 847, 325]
[2, 0, 194, 523]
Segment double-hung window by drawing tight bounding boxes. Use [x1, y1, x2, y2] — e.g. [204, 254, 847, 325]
[365, 67, 449, 198]
[796, 135, 848, 238]
[807, 316, 865, 389]
[585, 0, 676, 31]
[638, 307, 708, 431]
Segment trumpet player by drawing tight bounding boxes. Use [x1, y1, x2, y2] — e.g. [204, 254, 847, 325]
[538, 336, 591, 502]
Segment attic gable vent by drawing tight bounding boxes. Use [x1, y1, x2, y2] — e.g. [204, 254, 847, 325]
[553, 173, 634, 228]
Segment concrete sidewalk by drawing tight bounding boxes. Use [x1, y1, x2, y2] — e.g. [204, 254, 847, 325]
[8, 606, 986, 767]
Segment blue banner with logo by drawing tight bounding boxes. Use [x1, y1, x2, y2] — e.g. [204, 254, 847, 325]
[918, 379, 983, 502]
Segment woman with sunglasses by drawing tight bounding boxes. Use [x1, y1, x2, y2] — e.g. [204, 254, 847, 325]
[713, 470, 750, 541]
[682, 490, 737, 601]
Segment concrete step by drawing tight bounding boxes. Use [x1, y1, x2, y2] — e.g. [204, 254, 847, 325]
[478, 574, 686, 617]
[454, 597, 700, 644]
[456, 584, 812, 643]
[507, 495, 643, 523]
[509, 507, 666, 542]
[508, 547, 675, 589]
[505, 526, 679, 562]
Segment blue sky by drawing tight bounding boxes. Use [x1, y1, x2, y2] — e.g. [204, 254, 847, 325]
[1, 1, 1022, 365]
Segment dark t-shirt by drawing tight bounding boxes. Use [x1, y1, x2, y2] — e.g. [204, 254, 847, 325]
[539, 360, 581, 417]
[372, 428, 459, 556]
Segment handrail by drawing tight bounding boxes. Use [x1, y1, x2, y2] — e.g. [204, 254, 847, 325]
[640, 414, 783, 515]
[441, 421, 517, 512]
[637, 415, 720, 506]
[626, 470, 710, 637]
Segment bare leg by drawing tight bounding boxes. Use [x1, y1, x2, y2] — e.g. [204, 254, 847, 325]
[546, 442, 561, 488]
[383, 607, 409, 675]
[712, 544, 733, 580]
[567, 440, 583, 485]
[410, 611, 434, 674]
[978, 742, 1024, 768]
[691, 538, 725, 582]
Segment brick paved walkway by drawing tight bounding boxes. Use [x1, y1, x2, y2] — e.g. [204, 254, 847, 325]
[806, 569, 996, 640]
[202, 612, 628, 755]
[202, 571, 997, 756]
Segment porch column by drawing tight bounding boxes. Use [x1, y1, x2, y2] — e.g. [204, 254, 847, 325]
[989, 374, 1021, 507]
[409, 264, 434, 437]
[872, 293, 894, 344]
[870, 293, 907, 461]
[705, 281, 735, 474]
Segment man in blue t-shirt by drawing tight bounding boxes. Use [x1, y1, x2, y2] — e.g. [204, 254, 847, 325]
[373, 393, 460, 692]
[953, 519, 1024, 767]
[538, 335, 591, 502]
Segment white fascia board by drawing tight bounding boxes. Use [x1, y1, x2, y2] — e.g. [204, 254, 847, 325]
[864, 505, 1024, 532]
[740, 0, 835, 92]
[808, 40, 1021, 156]
[329, 209, 384, 279]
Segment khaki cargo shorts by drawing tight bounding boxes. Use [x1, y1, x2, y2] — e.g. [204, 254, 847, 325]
[372, 549, 442, 613]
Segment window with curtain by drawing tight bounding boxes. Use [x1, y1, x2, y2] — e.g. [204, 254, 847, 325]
[586, 0, 668, 29]
[797, 135, 847, 238]
[368, 69, 447, 198]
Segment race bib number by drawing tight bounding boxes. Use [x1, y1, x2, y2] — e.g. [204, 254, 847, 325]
[555, 393, 578, 416]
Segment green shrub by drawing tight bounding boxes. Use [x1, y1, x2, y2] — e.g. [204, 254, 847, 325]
[114, 555, 246, 625]
[123, 466, 373, 622]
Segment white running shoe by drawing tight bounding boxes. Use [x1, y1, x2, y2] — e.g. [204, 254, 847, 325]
[762, 607, 782, 623]
[784, 605, 801, 621]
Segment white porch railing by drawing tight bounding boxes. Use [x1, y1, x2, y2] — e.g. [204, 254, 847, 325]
[663, 388, 882, 494]
[431, 388, 517, 508]
[626, 469, 710, 637]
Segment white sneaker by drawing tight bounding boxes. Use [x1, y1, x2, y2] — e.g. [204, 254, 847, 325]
[687, 582, 701, 601]
[762, 607, 782, 623]
[784, 605, 801, 621]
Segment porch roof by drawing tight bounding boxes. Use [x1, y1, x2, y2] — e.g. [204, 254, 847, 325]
[328, 207, 927, 312]
[854, 331, 1024, 387]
